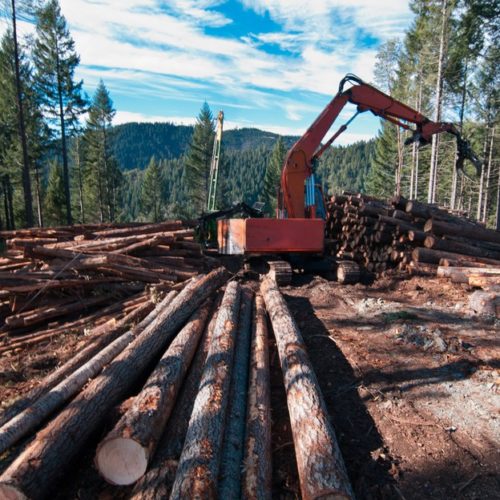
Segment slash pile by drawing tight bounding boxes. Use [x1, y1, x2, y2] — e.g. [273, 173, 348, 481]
[325, 192, 500, 281]
[0, 271, 354, 500]
[0, 221, 216, 353]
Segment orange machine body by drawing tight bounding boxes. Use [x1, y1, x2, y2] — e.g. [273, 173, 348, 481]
[218, 218, 324, 255]
[216, 74, 480, 257]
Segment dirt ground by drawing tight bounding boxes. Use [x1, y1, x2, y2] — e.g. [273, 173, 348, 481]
[0, 273, 499, 499]
[273, 274, 500, 499]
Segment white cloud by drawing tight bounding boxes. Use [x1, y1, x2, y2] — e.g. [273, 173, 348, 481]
[1, 0, 414, 137]
[113, 111, 195, 125]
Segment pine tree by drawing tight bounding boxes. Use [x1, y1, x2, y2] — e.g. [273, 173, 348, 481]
[0, 30, 46, 228]
[44, 159, 66, 226]
[141, 156, 163, 222]
[365, 122, 399, 198]
[8, 0, 38, 227]
[184, 103, 215, 216]
[83, 80, 121, 222]
[263, 137, 285, 215]
[33, 0, 86, 225]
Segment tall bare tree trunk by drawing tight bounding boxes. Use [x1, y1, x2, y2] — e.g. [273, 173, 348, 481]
[395, 127, 403, 196]
[451, 58, 468, 210]
[477, 129, 490, 220]
[482, 127, 495, 223]
[74, 136, 85, 223]
[11, 0, 33, 228]
[428, 0, 449, 204]
[495, 155, 500, 231]
[33, 161, 43, 227]
[55, 48, 72, 225]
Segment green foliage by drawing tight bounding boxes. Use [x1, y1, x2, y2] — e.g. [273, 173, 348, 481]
[316, 141, 375, 195]
[44, 159, 65, 225]
[184, 103, 215, 216]
[364, 123, 398, 198]
[0, 30, 46, 228]
[82, 80, 121, 222]
[33, 0, 86, 224]
[141, 156, 163, 222]
[263, 137, 286, 215]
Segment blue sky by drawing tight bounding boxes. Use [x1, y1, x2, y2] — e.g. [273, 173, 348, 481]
[5, 0, 414, 144]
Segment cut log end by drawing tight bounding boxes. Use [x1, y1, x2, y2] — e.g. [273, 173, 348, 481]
[337, 261, 360, 284]
[0, 484, 28, 500]
[95, 437, 148, 485]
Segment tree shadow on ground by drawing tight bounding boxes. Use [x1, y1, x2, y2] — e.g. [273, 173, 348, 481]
[283, 294, 399, 499]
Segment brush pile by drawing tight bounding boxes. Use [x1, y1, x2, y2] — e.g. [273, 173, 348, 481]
[0, 271, 354, 500]
[0, 221, 217, 353]
[325, 193, 500, 284]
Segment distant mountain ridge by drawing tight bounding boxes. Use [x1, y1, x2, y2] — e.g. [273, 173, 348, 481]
[110, 122, 299, 170]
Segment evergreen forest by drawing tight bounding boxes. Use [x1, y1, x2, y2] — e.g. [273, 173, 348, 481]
[0, 0, 498, 229]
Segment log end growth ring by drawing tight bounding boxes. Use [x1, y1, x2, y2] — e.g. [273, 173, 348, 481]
[96, 437, 148, 485]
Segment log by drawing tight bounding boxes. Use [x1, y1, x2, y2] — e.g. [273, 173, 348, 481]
[218, 288, 253, 499]
[0, 294, 148, 354]
[260, 278, 354, 500]
[412, 247, 500, 267]
[83, 220, 185, 239]
[437, 266, 500, 281]
[129, 293, 222, 500]
[424, 235, 500, 260]
[468, 275, 500, 289]
[408, 261, 438, 276]
[170, 281, 241, 500]
[337, 260, 360, 284]
[95, 299, 212, 485]
[0, 268, 228, 500]
[0, 298, 153, 427]
[242, 294, 272, 500]
[424, 218, 500, 245]
[0, 292, 177, 455]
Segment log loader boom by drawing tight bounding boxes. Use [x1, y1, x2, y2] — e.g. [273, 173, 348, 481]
[280, 74, 482, 219]
[218, 74, 481, 259]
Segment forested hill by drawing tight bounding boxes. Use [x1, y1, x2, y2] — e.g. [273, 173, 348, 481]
[111, 122, 299, 170]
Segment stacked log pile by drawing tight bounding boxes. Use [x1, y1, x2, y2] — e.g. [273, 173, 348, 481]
[325, 193, 500, 283]
[0, 221, 215, 353]
[0, 273, 354, 499]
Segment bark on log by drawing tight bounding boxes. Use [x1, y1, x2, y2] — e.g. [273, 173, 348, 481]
[0, 293, 176, 455]
[412, 247, 500, 267]
[3, 295, 115, 329]
[424, 218, 500, 245]
[218, 288, 253, 499]
[0, 299, 153, 427]
[95, 299, 212, 485]
[424, 235, 500, 260]
[129, 294, 222, 500]
[468, 275, 500, 289]
[0, 268, 228, 500]
[170, 281, 241, 500]
[242, 294, 272, 500]
[437, 266, 500, 281]
[337, 261, 360, 285]
[260, 278, 354, 500]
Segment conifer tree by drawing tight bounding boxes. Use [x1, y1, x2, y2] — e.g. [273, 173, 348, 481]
[184, 103, 215, 216]
[365, 123, 399, 198]
[0, 30, 45, 228]
[33, 0, 86, 225]
[44, 159, 65, 225]
[83, 80, 121, 222]
[141, 156, 163, 222]
[263, 137, 285, 215]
